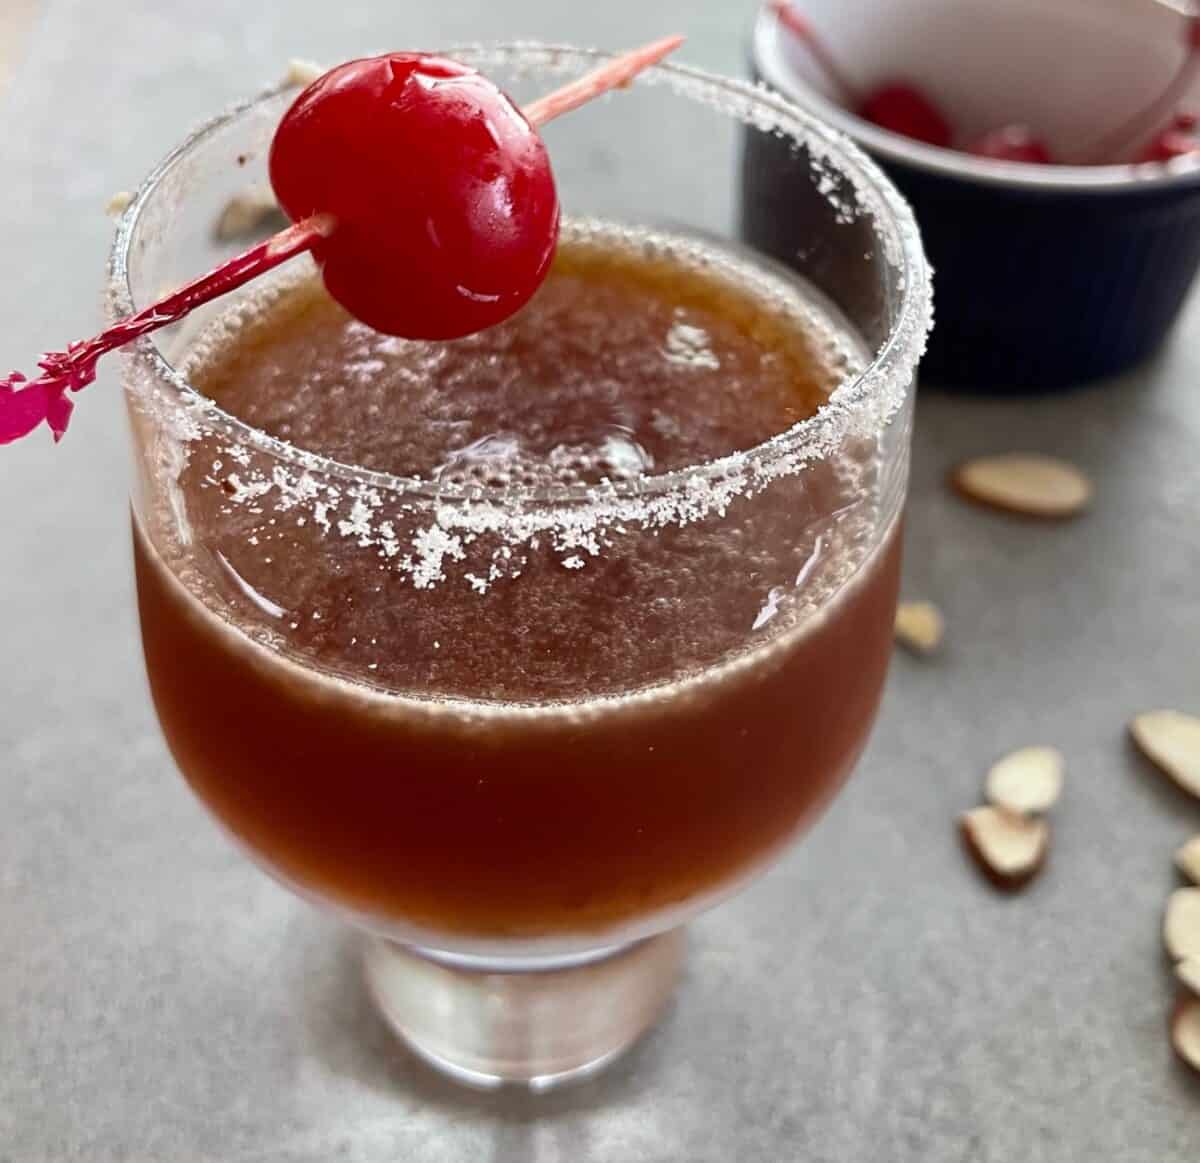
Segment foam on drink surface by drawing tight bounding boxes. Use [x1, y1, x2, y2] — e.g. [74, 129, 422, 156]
[142, 221, 889, 706]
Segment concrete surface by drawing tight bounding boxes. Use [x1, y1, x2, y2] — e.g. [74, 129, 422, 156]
[1, 1, 1198, 1160]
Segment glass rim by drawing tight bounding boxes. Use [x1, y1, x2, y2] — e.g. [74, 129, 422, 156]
[108, 41, 932, 506]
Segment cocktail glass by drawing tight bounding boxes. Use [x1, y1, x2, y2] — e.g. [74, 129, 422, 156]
[110, 43, 931, 1089]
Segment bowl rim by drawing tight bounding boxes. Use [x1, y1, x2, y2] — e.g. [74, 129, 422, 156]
[753, 5, 1200, 194]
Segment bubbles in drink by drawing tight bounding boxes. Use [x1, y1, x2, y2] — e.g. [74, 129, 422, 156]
[430, 427, 654, 490]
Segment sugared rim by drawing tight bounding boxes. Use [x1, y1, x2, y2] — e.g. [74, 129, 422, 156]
[754, 7, 1200, 193]
[109, 41, 931, 506]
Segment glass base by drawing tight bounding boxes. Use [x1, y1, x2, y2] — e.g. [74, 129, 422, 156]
[362, 928, 685, 1089]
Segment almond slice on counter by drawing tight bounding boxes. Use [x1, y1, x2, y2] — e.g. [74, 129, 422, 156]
[1177, 836, 1200, 886]
[985, 746, 1064, 815]
[105, 190, 133, 217]
[1171, 995, 1200, 1075]
[284, 58, 324, 87]
[951, 454, 1092, 518]
[1178, 959, 1200, 998]
[894, 600, 944, 655]
[1130, 710, 1200, 801]
[1164, 888, 1200, 961]
[960, 805, 1049, 890]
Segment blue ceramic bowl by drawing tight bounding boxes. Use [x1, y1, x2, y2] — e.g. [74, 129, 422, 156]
[746, 0, 1200, 392]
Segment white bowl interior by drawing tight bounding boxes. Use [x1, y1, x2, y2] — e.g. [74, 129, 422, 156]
[766, 0, 1196, 157]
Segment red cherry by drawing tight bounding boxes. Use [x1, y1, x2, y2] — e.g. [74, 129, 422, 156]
[858, 82, 953, 148]
[269, 53, 560, 340]
[967, 124, 1054, 164]
[770, 3, 953, 149]
[1136, 128, 1200, 163]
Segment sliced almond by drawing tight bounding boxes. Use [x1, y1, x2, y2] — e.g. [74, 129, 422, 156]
[105, 190, 133, 217]
[894, 600, 944, 655]
[960, 805, 1049, 890]
[985, 745, 1064, 815]
[952, 454, 1092, 519]
[284, 58, 324, 87]
[1176, 835, 1200, 885]
[1171, 995, 1200, 1074]
[1178, 958, 1200, 998]
[1164, 888, 1200, 961]
[1130, 710, 1200, 801]
[213, 187, 287, 243]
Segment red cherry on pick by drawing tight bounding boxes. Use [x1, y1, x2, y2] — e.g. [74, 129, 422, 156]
[857, 83, 953, 148]
[967, 124, 1054, 164]
[270, 54, 559, 340]
[0, 38, 684, 445]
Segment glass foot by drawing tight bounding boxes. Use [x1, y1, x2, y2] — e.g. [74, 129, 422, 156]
[362, 928, 685, 1089]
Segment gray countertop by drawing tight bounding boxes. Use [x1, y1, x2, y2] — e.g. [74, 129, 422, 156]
[2, 2, 1198, 1159]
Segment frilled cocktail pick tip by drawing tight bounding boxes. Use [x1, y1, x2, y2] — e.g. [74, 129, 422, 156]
[0, 347, 96, 444]
[0, 215, 328, 446]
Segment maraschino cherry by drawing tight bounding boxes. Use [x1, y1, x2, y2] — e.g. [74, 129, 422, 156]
[769, 0, 951, 148]
[857, 83, 952, 150]
[270, 54, 559, 339]
[1137, 111, 1200, 163]
[0, 36, 683, 446]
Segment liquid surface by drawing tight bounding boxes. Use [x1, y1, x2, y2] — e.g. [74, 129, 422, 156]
[190, 227, 848, 479]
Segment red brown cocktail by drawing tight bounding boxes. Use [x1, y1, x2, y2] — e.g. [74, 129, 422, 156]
[115, 45, 931, 1086]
